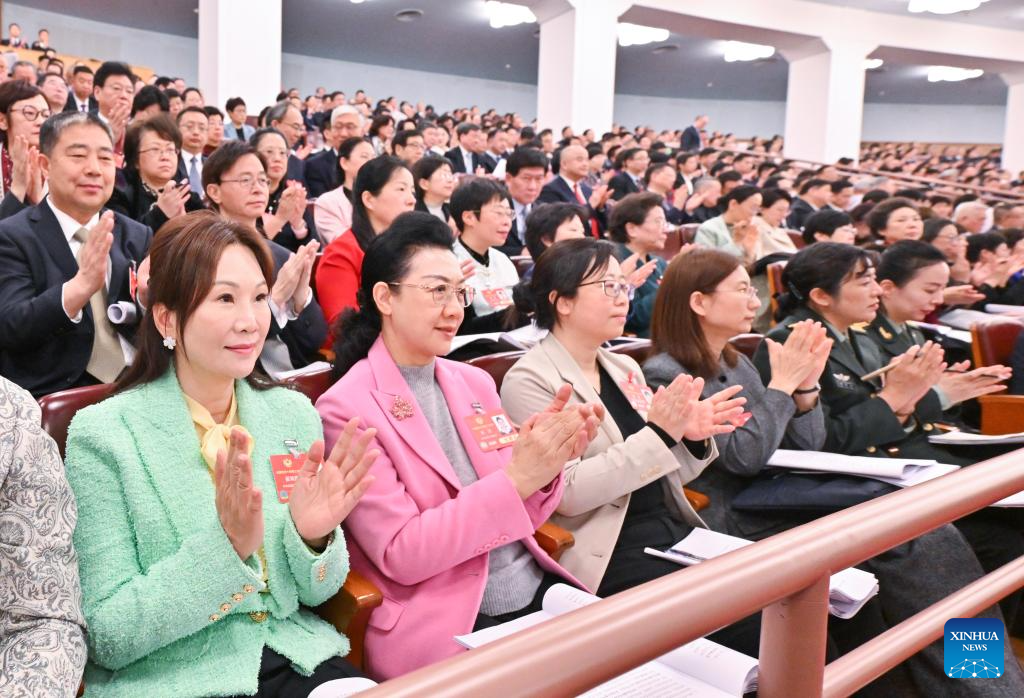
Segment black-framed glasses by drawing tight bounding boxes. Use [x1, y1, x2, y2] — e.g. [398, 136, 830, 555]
[578, 279, 635, 300]
[389, 282, 475, 307]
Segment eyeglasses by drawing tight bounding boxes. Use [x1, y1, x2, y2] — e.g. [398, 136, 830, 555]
[282, 121, 305, 132]
[221, 175, 271, 190]
[388, 282, 476, 307]
[180, 122, 209, 132]
[716, 286, 759, 299]
[138, 146, 179, 158]
[11, 105, 51, 122]
[578, 279, 635, 300]
[475, 206, 514, 219]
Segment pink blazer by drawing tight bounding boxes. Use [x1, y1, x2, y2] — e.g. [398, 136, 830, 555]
[316, 338, 583, 680]
[313, 187, 353, 246]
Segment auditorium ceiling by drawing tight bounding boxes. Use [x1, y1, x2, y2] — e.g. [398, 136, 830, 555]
[21, 0, 1019, 105]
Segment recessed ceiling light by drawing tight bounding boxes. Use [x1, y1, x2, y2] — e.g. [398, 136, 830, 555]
[927, 65, 984, 82]
[908, 0, 990, 14]
[394, 9, 423, 22]
[485, 2, 536, 29]
[618, 23, 669, 47]
[722, 41, 775, 62]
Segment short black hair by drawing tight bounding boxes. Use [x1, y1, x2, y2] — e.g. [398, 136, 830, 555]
[131, 85, 169, 117]
[449, 177, 511, 233]
[72, 65, 94, 77]
[392, 128, 423, 150]
[411, 155, 454, 200]
[802, 209, 852, 245]
[181, 86, 203, 102]
[514, 238, 616, 330]
[524, 203, 587, 260]
[225, 96, 246, 112]
[93, 61, 133, 89]
[829, 179, 853, 194]
[966, 232, 1007, 264]
[176, 106, 208, 123]
[505, 147, 548, 176]
[760, 188, 792, 210]
[798, 178, 830, 195]
[721, 185, 761, 209]
[777, 242, 876, 319]
[204, 105, 224, 120]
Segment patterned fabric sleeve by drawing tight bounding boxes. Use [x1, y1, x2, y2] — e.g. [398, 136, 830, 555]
[0, 377, 87, 697]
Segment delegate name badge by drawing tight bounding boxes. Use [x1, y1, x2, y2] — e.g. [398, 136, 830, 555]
[480, 287, 513, 310]
[270, 453, 305, 503]
[944, 617, 1005, 679]
[465, 409, 519, 452]
[619, 372, 654, 412]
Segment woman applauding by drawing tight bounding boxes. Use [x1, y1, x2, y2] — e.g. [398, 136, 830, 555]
[66, 213, 374, 697]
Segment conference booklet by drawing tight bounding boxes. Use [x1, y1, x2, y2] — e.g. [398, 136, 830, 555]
[455, 583, 758, 697]
[644, 528, 878, 620]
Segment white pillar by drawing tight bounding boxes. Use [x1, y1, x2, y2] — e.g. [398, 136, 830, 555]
[536, 0, 630, 135]
[782, 38, 875, 164]
[1001, 72, 1024, 176]
[198, 0, 281, 114]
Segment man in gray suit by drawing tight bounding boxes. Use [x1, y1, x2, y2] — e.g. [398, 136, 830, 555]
[0, 376, 86, 696]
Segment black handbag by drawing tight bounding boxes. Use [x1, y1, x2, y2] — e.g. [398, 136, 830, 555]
[731, 471, 898, 514]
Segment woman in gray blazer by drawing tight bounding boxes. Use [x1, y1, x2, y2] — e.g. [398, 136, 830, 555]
[642, 247, 1024, 697]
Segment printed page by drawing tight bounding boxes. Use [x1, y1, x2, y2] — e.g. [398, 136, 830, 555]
[454, 609, 551, 649]
[541, 583, 603, 616]
[767, 449, 937, 480]
[828, 568, 880, 619]
[670, 528, 754, 561]
[502, 322, 549, 348]
[907, 321, 973, 344]
[446, 332, 504, 353]
[939, 308, 1010, 330]
[985, 304, 1024, 316]
[580, 661, 737, 698]
[870, 462, 960, 487]
[655, 637, 759, 695]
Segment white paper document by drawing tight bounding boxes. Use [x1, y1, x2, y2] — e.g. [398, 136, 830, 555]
[985, 304, 1024, 316]
[907, 320, 973, 344]
[644, 529, 878, 619]
[455, 584, 758, 697]
[766, 449, 955, 487]
[929, 430, 1024, 446]
[447, 323, 550, 353]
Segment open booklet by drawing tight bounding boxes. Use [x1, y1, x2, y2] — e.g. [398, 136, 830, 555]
[455, 584, 758, 697]
[644, 529, 878, 620]
[447, 322, 550, 354]
[767, 449, 1024, 507]
[937, 308, 1018, 331]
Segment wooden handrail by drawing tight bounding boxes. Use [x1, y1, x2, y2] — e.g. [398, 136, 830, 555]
[709, 146, 1024, 204]
[358, 446, 1024, 697]
[6, 46, 156, 82]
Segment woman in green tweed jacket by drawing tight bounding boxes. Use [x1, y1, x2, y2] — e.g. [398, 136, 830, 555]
[65, 212, 376, 698]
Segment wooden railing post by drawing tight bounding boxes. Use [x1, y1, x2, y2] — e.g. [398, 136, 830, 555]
[758, 573, 831, 698]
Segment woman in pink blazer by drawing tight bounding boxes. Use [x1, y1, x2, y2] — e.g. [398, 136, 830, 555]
[312, 137, 375, 245]
[316, 212, 600, 680]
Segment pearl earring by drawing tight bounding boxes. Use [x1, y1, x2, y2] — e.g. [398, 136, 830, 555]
[162, 336, 177, 350]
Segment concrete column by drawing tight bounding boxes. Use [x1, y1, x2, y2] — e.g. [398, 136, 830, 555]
[1001, 72, 1024, 176]
[536, 0, 630, 135]
[198, 0, 282, 114]
[782, 38, 876, 164]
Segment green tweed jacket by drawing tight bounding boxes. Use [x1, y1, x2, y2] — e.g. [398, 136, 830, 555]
[65, 369, 351, 698]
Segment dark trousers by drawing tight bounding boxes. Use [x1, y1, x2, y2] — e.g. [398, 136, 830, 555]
[472, 572, 566, 631]
[229, 647, 364, 698]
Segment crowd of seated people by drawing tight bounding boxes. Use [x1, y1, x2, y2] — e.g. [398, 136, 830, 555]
[5, 42, 1024, 697]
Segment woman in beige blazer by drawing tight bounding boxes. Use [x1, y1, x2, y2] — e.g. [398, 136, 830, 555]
[501, 239, 746, 595]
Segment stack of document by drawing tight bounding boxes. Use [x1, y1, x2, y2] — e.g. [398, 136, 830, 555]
[447, 323, 549, 354]
[766, 449, 960, 488]
[456, 583, 759, 697]
[938, 308, 1016, 331]
[645, 529, 878, 619]
[907, 320, 972, 344]
[929, 430, 1024, 446]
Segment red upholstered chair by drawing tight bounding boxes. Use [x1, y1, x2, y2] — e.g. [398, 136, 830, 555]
[786, 229, 806, 250]
[656, 228, 681, 261]
[38, 383, 116, 458]
[729, 334, 764, 360]
[679, 223, 700, 245]
[285, 365, 335, 403]
[467, 350, 526, 392]
[510, 255, 533, 278]
[971, 322, 1024, 435]
[609, 338, 653, 365]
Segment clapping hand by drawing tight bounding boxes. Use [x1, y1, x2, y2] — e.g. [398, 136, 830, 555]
[215, 428, 264, 560]
[936, 360, 1011, 406]
[619, 253, 657, 288]
[271, 241, 319, 314]
[877, 341, 947, 417]
[765, 320, 832, 395]
[155, 180, 192, 219]
[288, 418, 378, 547]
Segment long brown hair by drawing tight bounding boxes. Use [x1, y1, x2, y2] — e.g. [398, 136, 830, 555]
[115, 210, 276, 393]
[650, 248, 740, 379]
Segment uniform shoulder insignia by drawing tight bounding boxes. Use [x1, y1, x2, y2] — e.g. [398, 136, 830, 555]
[877, 326, 894, 340]
[850, 322, 869, 333]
